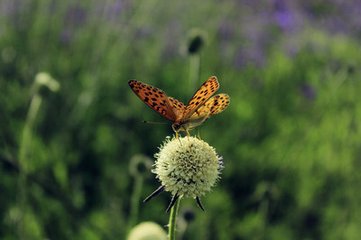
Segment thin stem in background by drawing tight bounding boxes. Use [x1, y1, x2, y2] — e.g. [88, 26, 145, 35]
[127, 175, 144, 232]
[188, 53, 201, 90]
[16, 73, 59, 240]
[17, 92, 43, 240]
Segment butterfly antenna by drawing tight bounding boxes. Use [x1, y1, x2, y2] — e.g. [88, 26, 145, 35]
[143, 120, 168, 125]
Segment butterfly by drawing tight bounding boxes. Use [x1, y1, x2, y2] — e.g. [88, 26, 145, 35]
[128, 76, 230, 136]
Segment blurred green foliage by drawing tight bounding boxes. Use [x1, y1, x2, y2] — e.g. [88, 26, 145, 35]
[1, 0, 361, 239]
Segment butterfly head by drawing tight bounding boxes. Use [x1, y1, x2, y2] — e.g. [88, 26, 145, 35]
[172, 122, 199, 135]
[172, 122, 194, 132]
[172, 123, 182, 133]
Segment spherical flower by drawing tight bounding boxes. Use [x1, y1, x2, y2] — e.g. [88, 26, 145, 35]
[127, 221, 167, 240]
[152, 136, 223, 199]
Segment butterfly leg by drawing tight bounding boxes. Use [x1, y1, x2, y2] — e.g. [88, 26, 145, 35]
[173, 130, 182, 144]
[196, 129, 201, 139]
[172, 125, 180, 139]
[177, 133, 183, 145]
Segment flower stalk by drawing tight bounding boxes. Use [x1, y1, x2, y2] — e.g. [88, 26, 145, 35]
[168, 196, 181, 240]
[186, 29, 207, 88]
[17, 72, 59, 239]
[128, 155, 152, 231]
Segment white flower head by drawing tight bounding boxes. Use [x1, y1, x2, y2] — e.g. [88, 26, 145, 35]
[127, 221, 167, 240]
[153, 136, 223, 199]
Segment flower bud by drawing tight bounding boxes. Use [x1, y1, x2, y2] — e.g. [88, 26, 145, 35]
[129, 154, 153, 178]
[127, 221, 167, 240]
[35, 72, 60, 92]
[186, 29, 207, 55]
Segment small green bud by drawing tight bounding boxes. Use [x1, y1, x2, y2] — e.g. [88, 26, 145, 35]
[129, 154, 153, 178]
[186, 29, 207, 55]
[35, 72, 60, 92]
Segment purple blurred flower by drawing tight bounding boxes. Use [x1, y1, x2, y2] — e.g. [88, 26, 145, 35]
[98, 0, 128, 22]
[60, 5, 87, 44]
[234, 14, 271, 68]
[217, 21, 235, 42]
[162, 21, 182, 60]
[60, 29, 72, 44]
[64, 5, 87, 26]
[234, 46, 266, 69]
[301, 0, 361, 35]
[300, 84, 316, 100]
[0, 0, 22, 17]
[273, 0, 297, 31]
[105, 0, 123, 19]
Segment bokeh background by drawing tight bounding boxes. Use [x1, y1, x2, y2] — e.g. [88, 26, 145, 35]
[1, 0, 361, 239]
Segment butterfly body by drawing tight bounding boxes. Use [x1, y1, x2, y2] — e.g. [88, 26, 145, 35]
[171, 112, 209, 133]
[128, 76, 230, 135]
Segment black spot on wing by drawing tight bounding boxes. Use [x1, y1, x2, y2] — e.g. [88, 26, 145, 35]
[128, 80, 177, 121]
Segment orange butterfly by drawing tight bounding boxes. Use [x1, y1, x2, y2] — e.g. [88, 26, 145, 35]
[128, 76, 230, 136]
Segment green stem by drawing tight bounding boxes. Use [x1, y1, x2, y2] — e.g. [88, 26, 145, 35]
[17, 93, 42, 240]
[259, 198, 269, 239]
[168, 197, 181, 240]
[127, 175, 143, 231]
[189, 53, 201, 89]
[19, 94, 42, 170]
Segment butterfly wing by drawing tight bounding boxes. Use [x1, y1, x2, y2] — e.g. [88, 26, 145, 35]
[183, 76, 220, 120]
[168, 97, 186, 118]
[128, 80, 177, 121]
[188, 93, 230, 121]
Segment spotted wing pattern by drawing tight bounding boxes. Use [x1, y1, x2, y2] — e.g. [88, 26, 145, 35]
[129, 76, 230, 133]
[168, 97, 186, 119]
[183, 76, 219, 119]
[128, 80, 177, 121]
[189, 94, 230, 121]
